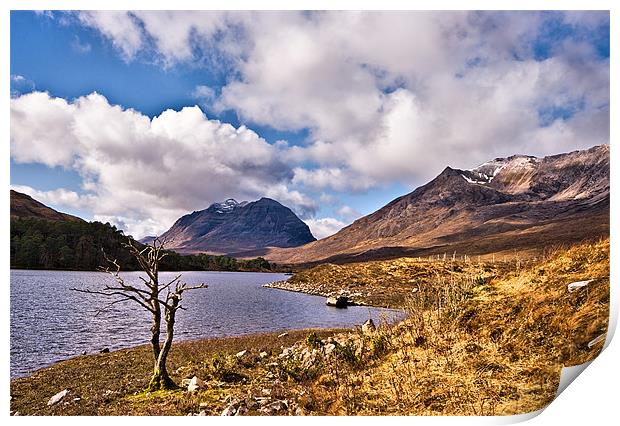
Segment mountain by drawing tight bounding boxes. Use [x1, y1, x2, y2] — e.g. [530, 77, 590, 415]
[267, 145, 609, 264]
[10, 190, 84, 222]
[157, 197, 316, 255]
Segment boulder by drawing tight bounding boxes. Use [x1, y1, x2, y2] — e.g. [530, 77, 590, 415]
[326, 296, 348, 308]
[362, 318, 376, 334]
[187, 376, 205, 392]
[47, 389, 69, 406]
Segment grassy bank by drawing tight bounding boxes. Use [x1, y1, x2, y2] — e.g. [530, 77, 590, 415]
[10, 238, 609, 416]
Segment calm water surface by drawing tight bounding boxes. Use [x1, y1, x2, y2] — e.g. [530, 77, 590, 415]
[10, 269, 402, 378]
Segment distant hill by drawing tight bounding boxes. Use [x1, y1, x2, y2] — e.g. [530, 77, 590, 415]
[10, 190, 276, 272]
[158, 198, 316, 255]
[10, 190, 83, 222]
[267, 145, 609, 264]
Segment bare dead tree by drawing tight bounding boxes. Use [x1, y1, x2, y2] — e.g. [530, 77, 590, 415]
[72, 237, 207, 390]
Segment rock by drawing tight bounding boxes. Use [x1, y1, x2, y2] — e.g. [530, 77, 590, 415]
[221, 404, 237, 416]
[260, 400, 288, 414]
[326, 295, 348, 308]
[81, 350, 87, 355]
[362, 318, 376, 334]
[198, 410, 207, 416]
[259, 351, 269, 359]
[187, 376, 205, 392]
[588, 333, 606, 348]
[324, 343, 336, 355]
[568, 279, 594, 292]
[278, 332, 288, 338]
[47, 389, 69, 406]
[99, 348, 110, 353]
[199, 402, 209, 409]
[236, 350, 248, 359]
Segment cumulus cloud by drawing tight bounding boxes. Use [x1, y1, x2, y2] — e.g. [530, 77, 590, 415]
[13, 11, 610, 239]
[73, 11, 609, 191]
[304, 217, 348, 240]
[10, 91, 316, 238]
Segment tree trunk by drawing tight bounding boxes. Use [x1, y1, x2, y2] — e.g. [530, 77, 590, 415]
[150, 300, 161, 360]
[148, 297, 179, 391]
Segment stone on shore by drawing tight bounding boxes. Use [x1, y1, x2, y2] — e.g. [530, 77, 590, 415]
[362, 318, 376, 334]
[187, 376, 205, 392]
[48, 389, 69, 406]
[326, 295, 348, 308]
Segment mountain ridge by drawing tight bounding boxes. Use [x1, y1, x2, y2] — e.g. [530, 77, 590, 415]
[265, 144, 609, 264]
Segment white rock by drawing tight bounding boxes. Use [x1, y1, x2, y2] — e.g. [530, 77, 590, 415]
[278, 332, 288, 338]
[324, 343, 336, 355]
[588, 333, 606, 348]
[259, 351, 268, 358]
[236, 350, 248, 358]
[47, 389, 69, 406]
[568, 279, 594, 292]
[187, 376, 205, 392]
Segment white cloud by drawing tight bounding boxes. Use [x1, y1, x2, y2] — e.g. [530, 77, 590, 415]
[10, 184, 94, 212]
[304, 217, 348, 240]
[10, 91, 316, 238]
[74, 11, 609, 191]
[336, 205, 362, 221]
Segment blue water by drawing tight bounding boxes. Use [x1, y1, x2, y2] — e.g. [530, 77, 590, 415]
[10, 269, 402, 378]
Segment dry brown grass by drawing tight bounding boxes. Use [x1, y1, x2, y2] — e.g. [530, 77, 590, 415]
[305, 238, 609, 415]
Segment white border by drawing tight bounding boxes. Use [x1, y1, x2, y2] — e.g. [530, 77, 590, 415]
[2, 1, 616, 425]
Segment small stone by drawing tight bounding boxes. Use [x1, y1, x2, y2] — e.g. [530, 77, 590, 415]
[236, 350, 248, 359]
[99, 348, 110, 353]
[362, 318, 376, 334]
[324, 343, 336, 355]
[221, 403, 237, 416]
[187, 376, 205, 392]
[47, 389, 69, 406]
[73, 397, 81, 402]
[198, 410, 207, 416]
[199, 402, 209, 409]
[259, 351, 268, 359]
[81, 351, 87, 355]
[278, 332, 288, 338]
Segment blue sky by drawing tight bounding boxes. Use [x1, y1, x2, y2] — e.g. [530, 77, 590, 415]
[10, 11, 609, 239]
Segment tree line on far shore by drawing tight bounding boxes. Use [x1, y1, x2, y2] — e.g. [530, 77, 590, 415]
[10, 217, 274, 272]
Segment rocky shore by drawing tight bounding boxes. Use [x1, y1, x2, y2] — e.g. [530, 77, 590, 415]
[264, 257, 499, 308]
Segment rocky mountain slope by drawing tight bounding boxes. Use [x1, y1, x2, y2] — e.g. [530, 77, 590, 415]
[157, 198, 316, 255]
[10, 190, 83, 222]
[267, 145, 609, 264]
